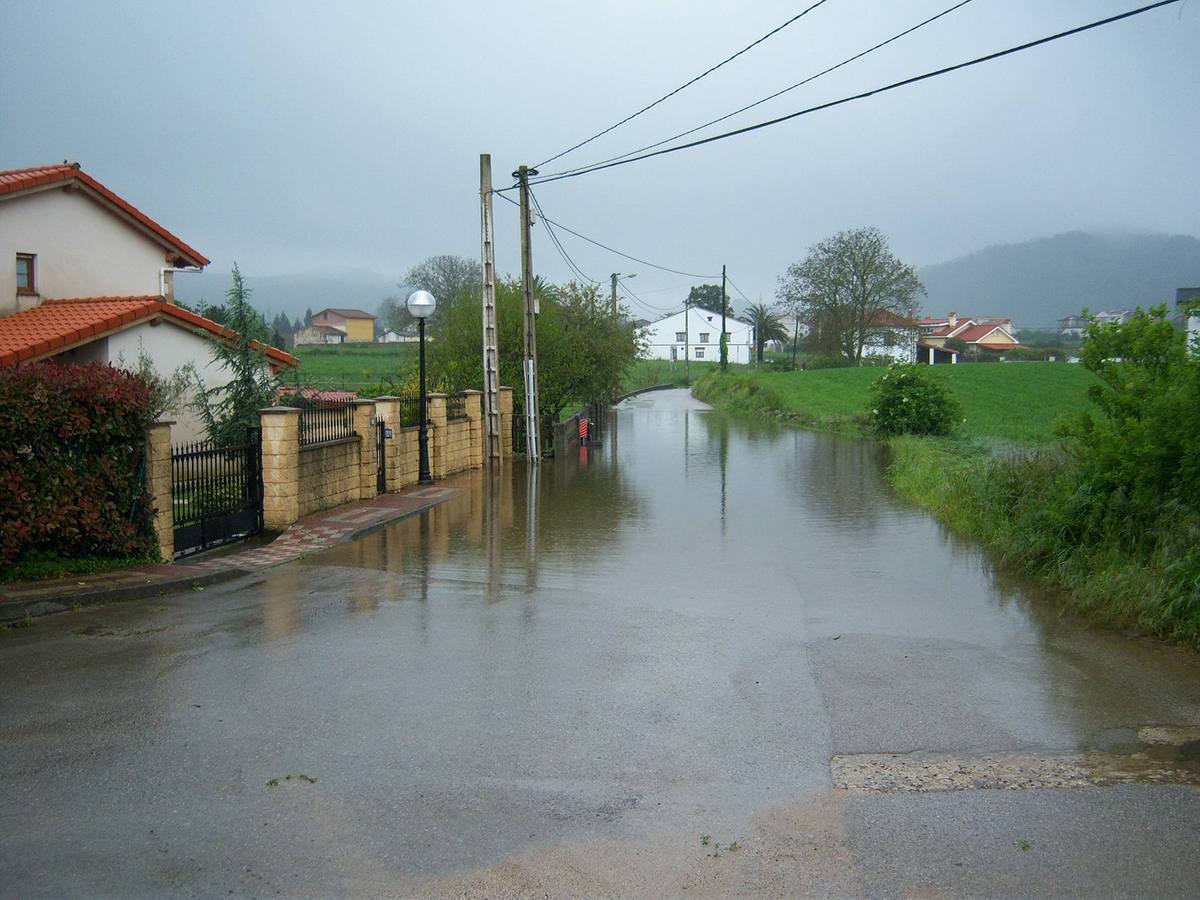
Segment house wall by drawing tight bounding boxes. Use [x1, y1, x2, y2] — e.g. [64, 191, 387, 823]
[342, 319, 374, 343]
[0, 187, 169, 316]
[639, 309, 753, 364]
[862, 330, 917, 363]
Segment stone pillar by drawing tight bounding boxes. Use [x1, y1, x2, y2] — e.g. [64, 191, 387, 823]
[461, 390, 484, 469]
[498, 386, 514, 458]
[260, 407, 301, 532]
[351, 399, 378, 500]
[372, 396, 401, 492]
[426, 393, 448, 479]
[146, 421, 174, 561]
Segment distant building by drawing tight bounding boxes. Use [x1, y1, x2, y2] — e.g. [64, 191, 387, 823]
[919, 311, 1019, 353]
[1178, 288, 1200, 353]
[861, 311, 919, 363]
[1058, 314, 1089, 337]
[294, 324, 347, 345]
[379, 325, 419, 344]
[638, 306, 754, 364]
[310, 307, 376, 343]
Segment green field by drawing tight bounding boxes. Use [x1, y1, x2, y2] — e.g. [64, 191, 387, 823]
[282, 344, 417, 390]
[694, 362, 1100, 445]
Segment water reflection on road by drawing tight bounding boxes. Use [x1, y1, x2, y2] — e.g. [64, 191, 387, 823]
[3, 388, 1198, 897]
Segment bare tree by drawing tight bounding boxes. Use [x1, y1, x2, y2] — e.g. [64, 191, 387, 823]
[777, 227, 922, 363]
[401, 255, 482, 329]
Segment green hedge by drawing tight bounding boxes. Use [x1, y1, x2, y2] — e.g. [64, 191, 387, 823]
[0, 363, 157, 568]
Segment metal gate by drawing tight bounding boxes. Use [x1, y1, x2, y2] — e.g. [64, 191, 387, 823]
[376, 419, 387, 494]
[171, 427, 263, 557]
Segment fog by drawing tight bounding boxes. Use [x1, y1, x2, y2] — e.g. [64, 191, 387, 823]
[2, 0, 1196, 313]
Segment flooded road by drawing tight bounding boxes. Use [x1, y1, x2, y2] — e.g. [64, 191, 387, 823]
[3, 389, 1199, 897]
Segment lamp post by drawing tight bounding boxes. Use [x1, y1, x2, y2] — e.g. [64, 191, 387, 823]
[610, 272, 635, 318]
[407, 289, 436, 484]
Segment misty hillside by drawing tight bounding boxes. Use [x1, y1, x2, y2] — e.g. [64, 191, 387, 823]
[174, 269, 399, 322]
[919, 231, 1200, 328]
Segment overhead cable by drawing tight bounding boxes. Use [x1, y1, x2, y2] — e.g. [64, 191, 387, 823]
[528, 187, 599, 285]
[519, 0, 1181, 188]
[534, 0, 833, 169]
[547, 0, 977, 179]
[496, 191, 720, 280]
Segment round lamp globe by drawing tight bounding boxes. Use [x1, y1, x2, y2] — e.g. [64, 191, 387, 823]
[406, 290, 437, 319]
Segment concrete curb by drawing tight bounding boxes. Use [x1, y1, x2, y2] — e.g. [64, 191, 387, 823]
[614, 383, 680, 403]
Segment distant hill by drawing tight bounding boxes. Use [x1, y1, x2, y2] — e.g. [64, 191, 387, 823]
[174, 269, 399, 323]
[919, 231, 1200, 328]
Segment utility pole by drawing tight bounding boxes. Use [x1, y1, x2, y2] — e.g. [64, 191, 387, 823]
[515, 164, 541, 461]
[479, 154, 501, 462]
[720, 264, 728, 370]
[610, 272, 619, 318]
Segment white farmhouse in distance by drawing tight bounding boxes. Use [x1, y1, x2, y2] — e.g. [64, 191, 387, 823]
[639, 306, 754, 364]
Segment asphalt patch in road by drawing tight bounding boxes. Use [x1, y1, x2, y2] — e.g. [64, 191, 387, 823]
[833, 725, 1200, 793]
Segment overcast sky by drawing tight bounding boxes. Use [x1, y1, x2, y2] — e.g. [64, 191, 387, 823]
[2, 0, 1197, 315]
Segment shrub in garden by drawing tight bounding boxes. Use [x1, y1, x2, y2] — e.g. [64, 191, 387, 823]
[868, 364, 960, 436]
[0, 362, 156, 567]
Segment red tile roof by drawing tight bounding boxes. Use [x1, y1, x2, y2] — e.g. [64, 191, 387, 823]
[0, 162, 209, 267]
[0, 297, 298, 369]
[315, 307, 376, 320]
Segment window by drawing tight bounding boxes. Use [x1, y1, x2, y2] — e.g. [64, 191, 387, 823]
[699, 332, 710, 344]
[16, 254, 35, 294]
[675, 331, 686, 342]
[695, 347, 705, 359]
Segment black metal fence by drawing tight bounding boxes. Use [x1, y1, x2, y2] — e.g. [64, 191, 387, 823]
[171, 428, 263, 557]
[299, 402, 356, 445]
[395, 392, 422, 427]
[446, 394, 468, 421]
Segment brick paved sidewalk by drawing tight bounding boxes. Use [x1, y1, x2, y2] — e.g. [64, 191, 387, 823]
[0, 485, 457, 621]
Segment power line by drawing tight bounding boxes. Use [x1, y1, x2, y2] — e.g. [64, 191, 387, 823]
[620, 280, 678, 315]
[522, 0, 1181, 188]
[726, 275, 753, 306]
[528, 187, 599, 285]
[534, 0, 833, 169]
[547, 0, 977, 179]
[496, 191, 720, 279]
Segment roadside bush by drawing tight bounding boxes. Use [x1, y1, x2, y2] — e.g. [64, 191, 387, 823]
[868, 364, 960, 436]
[0, 362, 156, 568]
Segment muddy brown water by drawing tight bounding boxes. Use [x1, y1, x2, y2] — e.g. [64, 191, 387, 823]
[2, 388, 1198, 897]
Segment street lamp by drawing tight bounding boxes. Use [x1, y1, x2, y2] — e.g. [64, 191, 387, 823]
[407, 289, 436, 484]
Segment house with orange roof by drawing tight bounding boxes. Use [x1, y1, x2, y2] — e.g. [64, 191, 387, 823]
[310, 307, 377, 343]
[0, 161, 297, 439]
[917, 311, 1018, 362]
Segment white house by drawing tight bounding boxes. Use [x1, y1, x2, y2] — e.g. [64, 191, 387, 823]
[639, 306, 754, 364]
[860, 311, 919, 363]
[0, 161, 297, 440]
[1178, 288, 1200, 354]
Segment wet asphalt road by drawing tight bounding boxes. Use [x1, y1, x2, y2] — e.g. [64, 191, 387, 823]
[2, 389, 1199, 897]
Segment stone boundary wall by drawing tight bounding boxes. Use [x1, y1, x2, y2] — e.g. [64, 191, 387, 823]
[298, 436, 360, 517]
[147, 387, 514, 558]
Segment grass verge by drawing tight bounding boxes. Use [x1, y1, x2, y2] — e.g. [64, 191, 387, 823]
[2, 553, 159, 584]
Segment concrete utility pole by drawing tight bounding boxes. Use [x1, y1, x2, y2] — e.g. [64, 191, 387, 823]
[515, 164, 541, 461]
[611, 273, 619, 318]
[720, 263, 728, 371]
[479, 154, 501, 462]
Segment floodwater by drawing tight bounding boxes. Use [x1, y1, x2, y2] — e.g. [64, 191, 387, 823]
[2, 389, 1198, 897]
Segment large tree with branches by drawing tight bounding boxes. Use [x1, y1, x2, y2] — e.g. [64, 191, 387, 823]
[777, 227, 922, 363]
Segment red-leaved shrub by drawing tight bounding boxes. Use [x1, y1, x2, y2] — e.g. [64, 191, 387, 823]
[0, 362, 157, 568]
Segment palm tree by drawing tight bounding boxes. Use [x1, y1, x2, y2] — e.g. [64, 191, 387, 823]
[746, 303, 788, 364]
